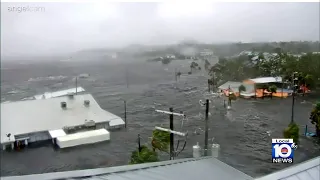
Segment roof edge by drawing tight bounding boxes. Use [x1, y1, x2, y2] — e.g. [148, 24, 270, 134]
[254, 156, 320, 180]
[1, 157, 212, 180]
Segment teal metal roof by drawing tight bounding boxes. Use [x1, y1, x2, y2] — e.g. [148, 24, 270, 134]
[1, 157, 254, 180]
[255, 156, 320, 180]
[2, 156, 319, 180]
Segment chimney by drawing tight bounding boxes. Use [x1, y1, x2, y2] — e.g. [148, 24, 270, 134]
[84, 100, 90, 106]
[61, 102, 67, 109]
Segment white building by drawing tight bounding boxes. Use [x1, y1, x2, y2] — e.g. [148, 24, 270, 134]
[1, 93, 125, 150]
[200, 49, 214, 56]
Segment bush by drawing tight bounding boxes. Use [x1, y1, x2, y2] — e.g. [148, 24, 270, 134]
[268, 85, 278, 93]
[129, 145, 159, 164]
[283, 122, 300, 144]
[238, 85, 246, 92]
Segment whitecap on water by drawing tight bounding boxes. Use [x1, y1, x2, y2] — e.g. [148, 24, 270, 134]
[7, 90, 22, 94]
[28, 75, 67, 82]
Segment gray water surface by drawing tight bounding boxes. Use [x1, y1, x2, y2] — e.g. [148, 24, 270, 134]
[1, 59, 319, 177]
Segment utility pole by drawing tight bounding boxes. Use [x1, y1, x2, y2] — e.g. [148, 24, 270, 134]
[138, 134, 141, 152]
[199, 99, 210, 156]
[124, 100, 127, 128]
[291, 72, 298, 123]
[205, 99, 209, 156]
[169, 107, 174, 159]
[155, 108, 185, 160]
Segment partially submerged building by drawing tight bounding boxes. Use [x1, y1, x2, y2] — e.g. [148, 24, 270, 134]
[218, 77, 295, 98]
[218, 81, 243, 96]
[243, 77, 293, 98]
[1, 93, 125, 150]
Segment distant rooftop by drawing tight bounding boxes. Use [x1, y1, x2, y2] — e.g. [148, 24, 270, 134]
[33, 87, 85, 100]
[1, 93, 124, 144]
[247, 77, 282, 84]
[218, 81, 243, 92]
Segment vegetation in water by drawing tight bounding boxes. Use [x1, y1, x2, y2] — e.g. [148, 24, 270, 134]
[238, 84, 246, 93]
[310, 102, 320, 137]
[283, 122, 300, 144]
[129, 129, 171, 164]
[151, 129, 171, 152]
[129, 145, 159, 164]
[268, 85, 278, 99]
[190, 61, 199, 72]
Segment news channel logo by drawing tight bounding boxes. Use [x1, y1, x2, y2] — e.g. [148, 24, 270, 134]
[272, 138, 297, 163]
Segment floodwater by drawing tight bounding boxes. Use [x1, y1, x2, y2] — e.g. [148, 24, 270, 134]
[1, 59, 319, 177]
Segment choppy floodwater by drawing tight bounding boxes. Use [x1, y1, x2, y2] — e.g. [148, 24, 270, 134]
[1, 59, 320, 177]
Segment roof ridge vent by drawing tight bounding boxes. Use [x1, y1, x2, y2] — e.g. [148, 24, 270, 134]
[84, 100, 90, 106]
[61, 102, 67, 109]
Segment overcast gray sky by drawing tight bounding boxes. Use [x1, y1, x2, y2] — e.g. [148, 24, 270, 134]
[1, 2, 319, 56]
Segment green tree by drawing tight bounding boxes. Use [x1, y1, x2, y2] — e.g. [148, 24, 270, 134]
[129, 145, 159, 164]
[151, 129, 170, 152]
[310, 102, 320, 137]
[268, 85, 278, 99]
[283, 122, 300, 144]
[238, 84, 246, 93]
[129, 129, 171, 164]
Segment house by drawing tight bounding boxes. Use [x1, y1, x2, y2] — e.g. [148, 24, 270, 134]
[218, 81, 243, 97]
[200, 49, 214, 57]
[242, 77, 293, 98]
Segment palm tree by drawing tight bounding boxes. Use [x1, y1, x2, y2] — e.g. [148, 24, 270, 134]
[310, 102, 320, 137]
[268, 85, 278, 99]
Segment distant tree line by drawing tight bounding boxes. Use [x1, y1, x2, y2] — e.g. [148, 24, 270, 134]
[208, 51, 320, 90]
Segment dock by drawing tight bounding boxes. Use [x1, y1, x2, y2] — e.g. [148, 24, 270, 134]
[1, 93, 125, 150]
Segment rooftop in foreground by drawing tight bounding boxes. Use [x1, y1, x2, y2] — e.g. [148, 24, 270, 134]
[1, 93, 124, 144]
[1, 156, 319, 180]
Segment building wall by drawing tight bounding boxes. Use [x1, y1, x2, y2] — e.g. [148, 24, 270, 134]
[96, 122, 124, 130]
[15, 131, 51, 143]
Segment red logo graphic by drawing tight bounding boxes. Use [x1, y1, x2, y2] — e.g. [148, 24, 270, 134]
[281, 147, 288, 154]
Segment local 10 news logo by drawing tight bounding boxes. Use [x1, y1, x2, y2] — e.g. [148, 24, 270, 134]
[272, 138, 297, 163]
